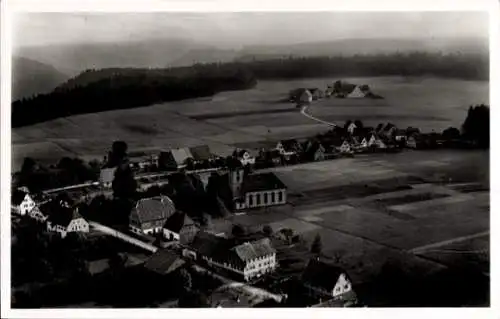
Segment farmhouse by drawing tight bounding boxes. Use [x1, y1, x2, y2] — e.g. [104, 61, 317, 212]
[309, 88, 324, 100]
[28, 206, 48, 223]
[99, 166, 116, 189]
[162, 211, 198, 244]
[44, 201, 89, 238]
[188, 232, 277, 281]
[347, 122, 357, 135]
[235, 149, 256, 166]
[144, 249, 186, 275]
[159, 148, 193, 170]
[304, 141, 326, 161]
[129, 195, 176, 236]
[189, 145, 214, 163]
[230, 169, 287, 210]
[11, 189, 36, 216]
[301, 258, 356, 302]
[278, 139, 302, 157]
[346, 86, 366, 98]
[338, 140, 352, 153]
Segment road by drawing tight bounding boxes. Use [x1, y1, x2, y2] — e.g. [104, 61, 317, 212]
[89, 221, 285, 304]
[300, 105, 337, 127]
[191, 264, 285, 304]
[408, 230, 489, 255]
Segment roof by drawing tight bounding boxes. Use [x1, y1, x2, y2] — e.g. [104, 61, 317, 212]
[144, 249, 186, 275]
[190, 231, 229, 257]
[241, 172, 286, 193]
[131, 195, 176, 225]
[165, 148, 193, 166]
[43, 199, 82, 227]
[11, 190, 28, 206]
[189, 145, 213, 161]
[301, 259, 347, 292]
[163, 211, 195, 233]
[231, 238, 275, 263]
[100, 167, 116, 184]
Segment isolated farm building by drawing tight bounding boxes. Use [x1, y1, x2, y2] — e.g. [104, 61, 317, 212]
[309, 88, 324, 100]
[230, 169, 287, 211]
[129, 195, 176, 236]
[44, 200, 89, 238]
[187, 232, 277, 281]
[162, 211, 198, 244]
[301, 258, 356, 302]
[189, 145, 214, 163]
[235, 149, 256, 166]
[99, 166, 117, 189]
[159, 148, 193, 170]
[346, 86, 366, 98]
[11, 189, 36, 216]
[144, 249, 186, 275]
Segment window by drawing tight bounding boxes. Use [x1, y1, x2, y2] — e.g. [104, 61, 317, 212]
[271, 192, 275, 203]
[256, 194, 261, 205]
[249, 194, 253, 206]
[344, 284, 349, 290]
[264, 193, 268, 204]
[278, 191, 283, 202]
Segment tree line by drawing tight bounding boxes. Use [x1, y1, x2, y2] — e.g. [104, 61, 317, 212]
[13, 52, 487, 127]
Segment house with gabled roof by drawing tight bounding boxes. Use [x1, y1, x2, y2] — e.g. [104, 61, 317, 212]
[301, 258, 356, 302]
[99, 166, 116, 189]
[129, 195, 176, 236]
[360, 137, 369, 149]
[304, 141, 326, 162]
[158, 148, 193, 171]
[189, 145, 214, 163]
[28, 206, 48, 223]
[235, 149, 256, 166]
[309, 88, 324, 100]
[144, 249, 186, 275]
[43, 200, 89, 238]
[187, 232, 276, 281]
[338, 140, 352, 154]
[11, 189, 36, 216]
[346, 86, 366, 98]
[162, 211, 198, 244]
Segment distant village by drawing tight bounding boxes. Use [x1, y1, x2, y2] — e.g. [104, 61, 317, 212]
[11, 98, 481, 308]
[289, 80, 384, 106]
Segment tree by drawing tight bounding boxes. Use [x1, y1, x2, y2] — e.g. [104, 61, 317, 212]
[177, 268, 192, 291]
[354, 120, 364, 130]
[232, 224, 246, 238]
[311, 234, 322, 255]
[461, 104, 489, 148]
[442, 127, 461, 140]
[20, 157, 37, 175]
[263, 225, 273, 237]
[112, 165, 137, 199]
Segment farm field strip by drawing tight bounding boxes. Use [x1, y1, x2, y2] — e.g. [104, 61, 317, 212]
[408, 231, 490, 254]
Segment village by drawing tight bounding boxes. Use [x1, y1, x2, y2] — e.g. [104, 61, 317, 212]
[11, 89, 482, 308]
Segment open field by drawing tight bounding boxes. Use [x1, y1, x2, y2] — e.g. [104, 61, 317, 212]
[12, 76, 488, 171]
[210, 150, 489, 290]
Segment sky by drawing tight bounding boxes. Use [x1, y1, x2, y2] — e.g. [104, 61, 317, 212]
[13, 11, 489, 49]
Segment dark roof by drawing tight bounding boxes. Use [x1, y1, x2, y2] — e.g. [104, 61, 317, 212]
[11, 190, 28, 206]
[163, 212, 195, 233]
[131, 196, 176, 225]
[241, 173, 286, 193]
[190, 231, 229, 257]
[301, 259, 347, 292]
[189, 145, 213, 161]
[237, 149, 250, 158]
[144, 249, 185, 275]
[281, 139, 301, 152]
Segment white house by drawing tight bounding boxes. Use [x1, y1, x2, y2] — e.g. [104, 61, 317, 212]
[301, 258, 355, 300]
[367, 134, 378, 147]
[347, 122, 357, 135]
[339, 140, 352, 153]
[44, 202, 89, 238]
[406, 136, 417, 149]
[236, 149, 256, 166]
[189, 233, 277, 281]
[11, 190, 36, 216]
[360, 138, 369, 149]
[299, 89, 313, 104]
[129, 195, 176, 236]
[346, 86, 366, 98]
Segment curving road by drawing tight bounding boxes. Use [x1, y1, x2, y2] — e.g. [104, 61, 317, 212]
[300, 105, 337, 127]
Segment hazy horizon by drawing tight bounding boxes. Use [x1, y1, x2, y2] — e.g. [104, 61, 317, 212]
[14, 12, 489, 50]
